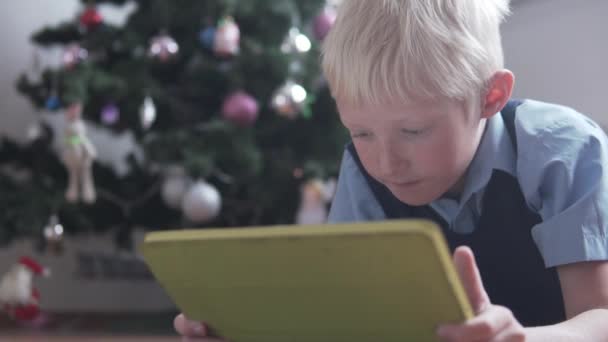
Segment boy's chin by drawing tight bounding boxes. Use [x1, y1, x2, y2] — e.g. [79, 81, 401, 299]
[389, 187, 440, 207]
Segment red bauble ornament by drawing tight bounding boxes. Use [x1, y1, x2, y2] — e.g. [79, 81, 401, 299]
[79, 6, 103, 31]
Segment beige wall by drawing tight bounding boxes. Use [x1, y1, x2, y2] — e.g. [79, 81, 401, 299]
[502, 0, 608, 127]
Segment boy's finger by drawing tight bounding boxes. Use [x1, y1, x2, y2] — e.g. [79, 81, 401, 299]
[174, 313, 208, 337]
[453, 246, 491, 314]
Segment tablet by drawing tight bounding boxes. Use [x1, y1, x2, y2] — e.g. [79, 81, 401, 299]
[141, 219, 473, 341]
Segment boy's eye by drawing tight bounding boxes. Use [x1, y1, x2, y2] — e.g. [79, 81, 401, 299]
[351, 132, 371, 138]
[401, 128, 426, 135]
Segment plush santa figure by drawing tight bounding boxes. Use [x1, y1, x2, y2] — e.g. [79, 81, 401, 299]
[0, 256, 50, 321]
[62, 102, 97, 204]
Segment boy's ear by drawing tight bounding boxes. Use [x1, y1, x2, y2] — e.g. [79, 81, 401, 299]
[481, 70, 515, 119]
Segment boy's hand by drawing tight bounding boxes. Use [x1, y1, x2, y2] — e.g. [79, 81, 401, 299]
[173, 313, 226, 341]
[437, 246, 526, 342]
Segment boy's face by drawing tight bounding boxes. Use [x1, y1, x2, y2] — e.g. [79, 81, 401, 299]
[338, 97, 485, 205]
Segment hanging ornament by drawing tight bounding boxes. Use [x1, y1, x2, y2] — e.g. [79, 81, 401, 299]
[295, 178, 337, 225]
[62, 103, 97, 204]
[45, 94, 61, 111]
[43, 215, 64, 255]
[79, 4, 103, 32]
[214, 16, 240, 57]
[161, 166, 191, 210]
[140, 96, 157, 130]
[313, 6, 337, 41]
[148, 32, 179, 62]
[182, 180, 222, 223]
[62, 43, 88, 69]
[199, 26, 216, 50]
[271, 80, 308, 119]
[25, 122, 43, 142]
[45, 73, 61, 111]
[280, 28, 311, 54]
[101, 103, 120, 125]
[222, 91, 259, 127]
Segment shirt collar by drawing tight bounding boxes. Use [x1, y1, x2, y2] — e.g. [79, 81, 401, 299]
[430, 112, 517, 216]
[460, 112, 516, 202]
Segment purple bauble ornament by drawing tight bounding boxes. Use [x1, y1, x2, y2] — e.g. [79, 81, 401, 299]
[222, 91, 259, 126]
[101, 104, 120, 125]
[313, 7, 337, 41]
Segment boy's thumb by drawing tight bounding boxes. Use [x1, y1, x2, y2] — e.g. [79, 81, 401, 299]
[453, 246, 491, 314]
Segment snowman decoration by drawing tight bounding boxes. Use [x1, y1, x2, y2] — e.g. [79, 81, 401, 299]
[295, 178, 337, 225]
[0, 257, 50, 321]
[62, 102, 97, 203]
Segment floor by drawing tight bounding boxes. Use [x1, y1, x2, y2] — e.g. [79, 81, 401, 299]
[0, 311, 180, 341]
[0, 337, 182, 342]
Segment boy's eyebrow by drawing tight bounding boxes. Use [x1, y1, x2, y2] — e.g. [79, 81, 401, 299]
[340, 116, 434, 128]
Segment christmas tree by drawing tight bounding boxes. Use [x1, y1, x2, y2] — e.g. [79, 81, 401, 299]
[1, 0, 346, 250]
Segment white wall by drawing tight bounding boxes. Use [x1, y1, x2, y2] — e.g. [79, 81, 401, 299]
[0, 1, 140, 176]
[0, 1, 135, 142]
[502, 0, 608, 127]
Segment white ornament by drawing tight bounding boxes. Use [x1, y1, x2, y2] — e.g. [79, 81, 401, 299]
[62, 103, 97, 204]
[161, 168, 191, 209]
[280, 27, 311, 54]
[62, 43, 88, 69]
[271, 80, 308, 119]
[182, 180, 222, 223]
[25, 122, 42, 142]
[43, 215, 64, 243]
[214, 16, 240, 57]
[140, 96, 157, 130]
[148, 33, 179, 61]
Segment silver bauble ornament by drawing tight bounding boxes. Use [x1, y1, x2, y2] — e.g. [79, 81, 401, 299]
[270, 80, 308, 119]
[181, 180, 222, 223]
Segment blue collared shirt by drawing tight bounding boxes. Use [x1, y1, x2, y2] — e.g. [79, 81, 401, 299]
[328, 100, 608, 268]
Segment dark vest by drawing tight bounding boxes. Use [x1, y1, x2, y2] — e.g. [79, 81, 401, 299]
[347, 100, 565, 326]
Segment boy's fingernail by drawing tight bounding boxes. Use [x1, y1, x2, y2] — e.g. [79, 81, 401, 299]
[189, 322, 205, 335]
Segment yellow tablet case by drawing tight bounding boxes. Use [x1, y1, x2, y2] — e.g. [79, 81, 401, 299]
[141, 219, 473, 342]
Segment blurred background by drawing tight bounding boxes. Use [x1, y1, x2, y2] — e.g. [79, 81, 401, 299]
[0, 0, 606, 339]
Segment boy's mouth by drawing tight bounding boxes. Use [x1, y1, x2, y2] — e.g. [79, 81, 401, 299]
[385, 179, 423, 187]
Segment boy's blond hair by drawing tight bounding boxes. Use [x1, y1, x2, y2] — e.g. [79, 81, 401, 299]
[322, 0, 511, 106]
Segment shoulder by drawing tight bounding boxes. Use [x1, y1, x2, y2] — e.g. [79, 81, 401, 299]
[514, 100, 604, 147]
[327, 146, 385, 223]
[513, 99, 607, 167]
[511, 99, 608, 211]
[511, 101, 608, 267]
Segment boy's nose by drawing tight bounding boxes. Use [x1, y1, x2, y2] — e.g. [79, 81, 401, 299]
[378, 146, 409, 178]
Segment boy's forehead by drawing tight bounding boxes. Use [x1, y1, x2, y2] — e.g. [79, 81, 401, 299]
[337, 96, 453, 115]
[335, 96, 471, 126]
